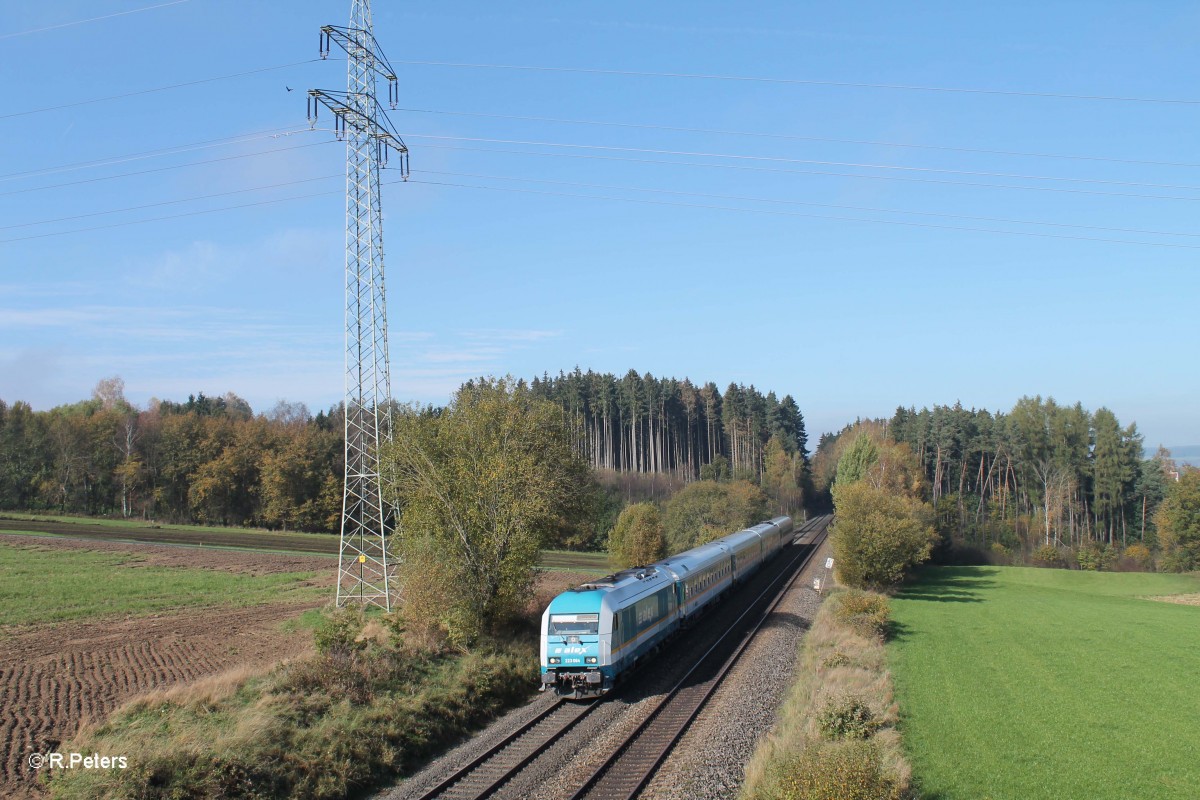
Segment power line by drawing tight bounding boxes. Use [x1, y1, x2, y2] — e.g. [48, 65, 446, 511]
[397, 132, 1200, 192]
[393, 59, 1200, 106]
[0, 187, 342, 243]
[0, 1, 190, 40]
[0, 125, 311, 183]
[0, 59, 324, 121]
[7, 169, 1199, 250]
[0, 173, 341, 230]
[403, 178, 1200, 250]
[414, 169, 1200, 239]
[0, 139, 333, 198]
[13, 164, 1199, 241]
[416, 142, 1200, 204]
[395, 106, 1200, 170]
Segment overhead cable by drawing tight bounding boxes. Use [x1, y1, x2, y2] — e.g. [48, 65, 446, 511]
[397, 133, 1200, 192]
[392, 59, 1200, 106]
[0, 59, 325, 120]
[0, 1, 189, 40]
[416, 142, 1200, 203]
[395, 106, 1200, 169]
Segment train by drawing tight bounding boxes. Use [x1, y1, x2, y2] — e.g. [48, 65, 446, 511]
[539, 515, 795, 698]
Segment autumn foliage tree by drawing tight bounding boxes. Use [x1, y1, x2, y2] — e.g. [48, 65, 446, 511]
[1156, 469, 1200, 572]
[831, 430, 936, 589]
[0, 380, 343, 530]
[831, 482, 937, 590]
[662, 479, 769, 553]
[608, 502, 666, 568]
[385, 378, 594, 645]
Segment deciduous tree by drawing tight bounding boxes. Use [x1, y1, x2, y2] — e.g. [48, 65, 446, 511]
[608, 502, 666, 567]
[386, 377, 593, 645]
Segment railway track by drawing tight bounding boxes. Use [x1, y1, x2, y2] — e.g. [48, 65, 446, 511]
[408, 515, 829, 800]
[412, 696, 600, 800]
[567, 515, 830, 800]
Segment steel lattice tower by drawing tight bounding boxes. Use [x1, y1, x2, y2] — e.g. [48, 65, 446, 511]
[308, 0, 409, 610]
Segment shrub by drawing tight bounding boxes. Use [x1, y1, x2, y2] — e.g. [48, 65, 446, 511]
[608, 502, 666, 567]
[1030, 544, 1063, 567]
[830, 482, 936, 590]
[834, 589, 891, 639]
[1118, 543, 1154, 572]
[1077, 543, 1117, 571]
[817, 693, 878, 740]
[1159, 548, 1196, 573]
[662, 479, 768, 552]
[313, 608, 367, 656]
[822, 650, 852, 669]
[988, 542, 1012, 565]
[776, 739, 904, 800]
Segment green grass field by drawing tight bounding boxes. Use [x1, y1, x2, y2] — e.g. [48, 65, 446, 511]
[0, 543, 322, 626]
[889, 566, 1200, 800]
[0, 513, 610, 568]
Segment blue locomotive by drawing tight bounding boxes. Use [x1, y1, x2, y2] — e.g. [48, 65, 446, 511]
[539, 515, 794, 697]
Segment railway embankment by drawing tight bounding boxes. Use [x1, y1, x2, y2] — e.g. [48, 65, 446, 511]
[738, 588, 912, 800]
[42, 581, 584, 800]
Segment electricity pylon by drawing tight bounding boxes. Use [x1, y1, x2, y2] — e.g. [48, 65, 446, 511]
[307, 0, 408, 611]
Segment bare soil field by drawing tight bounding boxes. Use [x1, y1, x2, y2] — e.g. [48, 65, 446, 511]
[0, 534, 334, 798]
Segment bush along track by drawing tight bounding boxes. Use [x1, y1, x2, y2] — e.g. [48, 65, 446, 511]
[47, 610, 538, 800]
[740, 589, 912, 800]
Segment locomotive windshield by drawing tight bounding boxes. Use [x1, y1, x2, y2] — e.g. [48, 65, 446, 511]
[548, 613, 599, 635]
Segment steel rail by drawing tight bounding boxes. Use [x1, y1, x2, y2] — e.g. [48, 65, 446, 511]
[566, 516, 831, 800]
[412, 696, 600, 800]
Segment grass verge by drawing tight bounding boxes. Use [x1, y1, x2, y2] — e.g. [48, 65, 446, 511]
[0, 542, 321, 626]
[889, 566, 1200, 800]
[48, 610, 538, 799]
[742, 589, 911, 800]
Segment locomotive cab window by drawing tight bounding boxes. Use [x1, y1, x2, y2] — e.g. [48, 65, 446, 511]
[548, 614, 599, 635]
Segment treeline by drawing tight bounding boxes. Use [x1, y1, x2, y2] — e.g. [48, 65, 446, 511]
[521, 369, 809, 481]
[0, 379, 343, 531]
[885, 397, 1171, 551]
[1, 370, 814, 536]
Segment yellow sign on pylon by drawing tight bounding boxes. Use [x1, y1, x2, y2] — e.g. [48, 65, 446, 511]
[358, 554, 367, 564]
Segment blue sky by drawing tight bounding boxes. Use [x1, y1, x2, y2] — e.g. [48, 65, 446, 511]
[1, 1, 1197, 447]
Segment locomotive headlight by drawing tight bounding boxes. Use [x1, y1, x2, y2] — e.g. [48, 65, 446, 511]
[548, 657, 561, 664]
[585, 657, 598, 664]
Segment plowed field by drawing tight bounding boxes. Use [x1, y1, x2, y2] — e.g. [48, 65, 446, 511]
[0, 534, 334, 798]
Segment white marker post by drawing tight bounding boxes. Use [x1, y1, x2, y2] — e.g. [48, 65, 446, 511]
[817, 557, 834, 596]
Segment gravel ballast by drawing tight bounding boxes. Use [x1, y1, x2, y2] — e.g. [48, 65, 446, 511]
[643, 539, 831, 800]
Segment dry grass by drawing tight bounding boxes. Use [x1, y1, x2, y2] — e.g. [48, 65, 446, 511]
[741, 590, 911, 800]
[1144, 592, 1200, 606]
[49, 610, 537, 800]
[117, 662, 286, 717]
